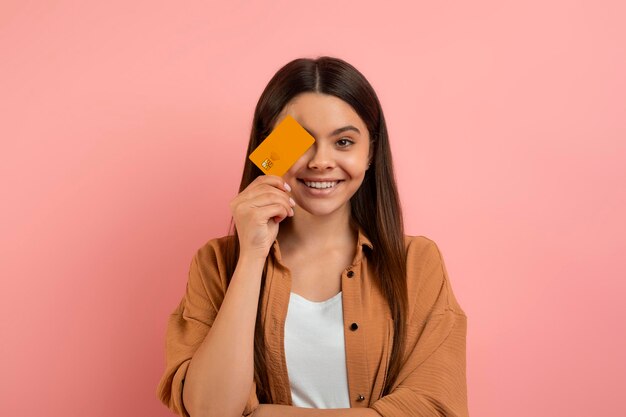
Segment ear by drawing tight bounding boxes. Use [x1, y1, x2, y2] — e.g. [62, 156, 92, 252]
[366, 151, 373, 170]
[366, 137, 375, 169]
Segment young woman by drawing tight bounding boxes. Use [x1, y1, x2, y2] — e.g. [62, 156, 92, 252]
[157, 56, 469, 417]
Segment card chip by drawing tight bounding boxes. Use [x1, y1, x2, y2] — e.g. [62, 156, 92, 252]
[261, 158, 273, 170]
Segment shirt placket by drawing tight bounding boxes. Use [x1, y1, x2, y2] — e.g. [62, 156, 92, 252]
[341, 260, 371, 407]
[263, 242, 294, 405]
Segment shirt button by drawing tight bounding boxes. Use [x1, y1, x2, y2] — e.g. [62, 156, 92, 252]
[347, 270, 355, 278]
[350, 322, 359, 331]
[356, 394, 365, 402]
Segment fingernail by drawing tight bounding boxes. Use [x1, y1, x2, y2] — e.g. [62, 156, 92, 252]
[290, 207, 295, 216]
[284, 182, 291, 192]
[289, 197, 296, 207]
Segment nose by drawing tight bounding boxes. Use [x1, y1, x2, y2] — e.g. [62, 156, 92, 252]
[306, 142, 335, 170]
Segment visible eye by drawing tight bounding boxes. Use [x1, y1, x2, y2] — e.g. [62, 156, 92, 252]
[336, 138, 354, 148]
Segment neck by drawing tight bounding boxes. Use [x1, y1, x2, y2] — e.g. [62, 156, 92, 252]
[277, 204, 357, 252]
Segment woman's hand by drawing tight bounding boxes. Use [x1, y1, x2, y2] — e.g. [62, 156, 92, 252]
[229, 175, 295, 261]
[251, 404, 382, 416]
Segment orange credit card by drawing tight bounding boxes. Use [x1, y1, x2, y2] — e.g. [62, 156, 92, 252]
[249, 115, 315, 176]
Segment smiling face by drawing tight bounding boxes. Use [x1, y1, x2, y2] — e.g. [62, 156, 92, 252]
[273, 92, 371, 218]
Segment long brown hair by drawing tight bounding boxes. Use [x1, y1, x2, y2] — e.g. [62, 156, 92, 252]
[223, 56, 408, 401]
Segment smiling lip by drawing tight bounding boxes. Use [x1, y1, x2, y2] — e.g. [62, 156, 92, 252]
[297, 178, 342, 195]
[298, 178, 343, 182]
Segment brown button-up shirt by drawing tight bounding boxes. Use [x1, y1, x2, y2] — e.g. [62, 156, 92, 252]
[157, 229, 469, 417]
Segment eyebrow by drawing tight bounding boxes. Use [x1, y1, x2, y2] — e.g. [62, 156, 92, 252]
[302, 125, 361, 138]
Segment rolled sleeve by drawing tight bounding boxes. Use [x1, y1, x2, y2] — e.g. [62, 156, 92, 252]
[371, 237, 469, 417]
[370, 310, 468, 417]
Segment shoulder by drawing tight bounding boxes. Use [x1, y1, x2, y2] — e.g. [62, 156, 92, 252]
[195, 234, 235, 263]
[402, 235, 465, 320]
[189, 234, 237, 293]
[403, 234, 439, 258]
[403, 235, 446, 278]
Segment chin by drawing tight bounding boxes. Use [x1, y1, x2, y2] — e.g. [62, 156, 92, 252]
[296, 202, 349, 218]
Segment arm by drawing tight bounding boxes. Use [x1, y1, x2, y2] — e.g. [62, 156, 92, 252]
[157, 175, 295, 417]
[156, 247, 264, 417]
[368, 239, 469, 417]
[182, 253, 266, 417]
[370, 310, 468, 417]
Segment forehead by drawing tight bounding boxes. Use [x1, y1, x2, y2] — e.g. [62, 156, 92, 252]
[274, 93, 368, 138]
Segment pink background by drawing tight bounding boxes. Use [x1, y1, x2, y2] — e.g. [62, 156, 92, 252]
[1, 1, 625, 416]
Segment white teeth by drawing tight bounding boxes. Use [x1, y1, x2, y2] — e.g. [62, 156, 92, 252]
[303, 181, 338, 189]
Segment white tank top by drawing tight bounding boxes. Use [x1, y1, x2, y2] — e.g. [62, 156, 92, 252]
[284, 291, 351, 408]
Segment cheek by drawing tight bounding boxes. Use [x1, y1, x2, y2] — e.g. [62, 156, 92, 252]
[342, 154, 369, 174]
[286, 160, 302, 173]
[284, 160, 305, 181]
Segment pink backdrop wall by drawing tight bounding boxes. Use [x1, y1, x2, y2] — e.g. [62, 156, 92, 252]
[1, 1, 625, 416]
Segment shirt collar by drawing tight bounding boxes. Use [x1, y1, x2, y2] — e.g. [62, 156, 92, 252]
[356, 225, 374, 251]
[352, 225, 373, 266]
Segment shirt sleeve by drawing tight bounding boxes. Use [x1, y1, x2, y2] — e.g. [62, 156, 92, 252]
[370, 238, 469, 417]
[155, 240, 260, 417]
